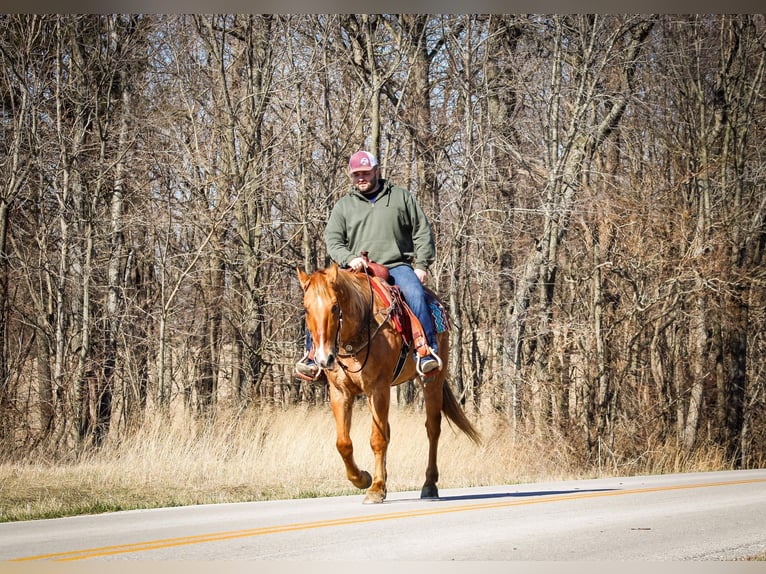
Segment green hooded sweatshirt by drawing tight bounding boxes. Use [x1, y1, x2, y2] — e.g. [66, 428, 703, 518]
[324, 179, 435, 271]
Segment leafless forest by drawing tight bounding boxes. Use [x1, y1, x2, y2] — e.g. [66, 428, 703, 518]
[1, 14, 764, 470]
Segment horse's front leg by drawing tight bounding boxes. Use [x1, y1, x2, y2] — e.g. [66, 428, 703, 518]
[363, 387, 391, 504]
[330, 385, 372, 491]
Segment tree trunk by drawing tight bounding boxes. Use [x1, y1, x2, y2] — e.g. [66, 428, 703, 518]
[682, 286, 709, 452]
[399, 15, 439, 214]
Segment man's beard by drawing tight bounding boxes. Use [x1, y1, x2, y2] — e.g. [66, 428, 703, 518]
[364, 177, 382, 194]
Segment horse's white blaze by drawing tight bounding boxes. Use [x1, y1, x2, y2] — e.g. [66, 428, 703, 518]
[313, 292, 336, 367]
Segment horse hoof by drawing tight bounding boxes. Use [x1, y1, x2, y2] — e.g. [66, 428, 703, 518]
[352, 470, 373, 490]
[420, 484, 439, 499]
[363, 489, 386, 504]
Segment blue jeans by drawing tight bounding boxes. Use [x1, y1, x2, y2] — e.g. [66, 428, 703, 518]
[388, 265, 438, 354]
[303, 265, 438, 355]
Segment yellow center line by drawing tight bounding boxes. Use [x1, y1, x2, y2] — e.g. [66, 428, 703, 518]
[12, 476, 766, 562]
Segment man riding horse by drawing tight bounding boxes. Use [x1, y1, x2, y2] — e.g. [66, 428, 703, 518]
[296, 150, 441, 379]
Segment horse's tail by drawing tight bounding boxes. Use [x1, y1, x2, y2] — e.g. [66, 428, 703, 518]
[441, 383, 482, 445]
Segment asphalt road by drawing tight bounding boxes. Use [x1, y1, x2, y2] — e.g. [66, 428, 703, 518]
[2, 469, 765, 562]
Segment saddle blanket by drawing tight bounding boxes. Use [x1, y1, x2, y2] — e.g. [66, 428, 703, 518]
[426, 290, 450, 333]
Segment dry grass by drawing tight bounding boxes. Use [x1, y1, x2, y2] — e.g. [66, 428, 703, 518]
[0, 403, 736, 523]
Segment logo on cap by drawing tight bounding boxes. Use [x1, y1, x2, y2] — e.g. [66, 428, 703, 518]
[349, 151, 378, 173]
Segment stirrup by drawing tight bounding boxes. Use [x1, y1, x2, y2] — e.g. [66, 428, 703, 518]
[295, 351, 322, 382]
[415, 347, 443, 377]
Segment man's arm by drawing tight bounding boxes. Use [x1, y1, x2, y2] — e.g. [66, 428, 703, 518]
[408, 192, 435, 272]
[324, 203, 353, 267]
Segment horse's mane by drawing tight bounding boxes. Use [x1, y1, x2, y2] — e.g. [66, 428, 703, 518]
[308, 266, 372, 321]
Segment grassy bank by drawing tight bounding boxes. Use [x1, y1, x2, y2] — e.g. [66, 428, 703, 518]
[0, 404, 736, 523]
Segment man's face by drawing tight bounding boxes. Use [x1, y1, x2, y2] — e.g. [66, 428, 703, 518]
[350, 167, 379, 194]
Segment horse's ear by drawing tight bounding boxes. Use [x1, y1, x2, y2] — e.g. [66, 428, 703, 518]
[329, 262, 339, 282]
[297, 268, 311, 290]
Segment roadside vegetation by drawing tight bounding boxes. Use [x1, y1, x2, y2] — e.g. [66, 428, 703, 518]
[0, 403, 739, 523]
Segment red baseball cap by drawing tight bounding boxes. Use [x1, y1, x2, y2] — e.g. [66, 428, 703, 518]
[349, 151, 378, 173]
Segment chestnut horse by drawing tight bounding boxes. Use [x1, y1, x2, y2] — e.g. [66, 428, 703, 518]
[297, 263, 481, 504]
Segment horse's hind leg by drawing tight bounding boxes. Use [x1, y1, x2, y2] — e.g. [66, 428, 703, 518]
[330, 386, 372, 491]
[420, 374, 445, 499]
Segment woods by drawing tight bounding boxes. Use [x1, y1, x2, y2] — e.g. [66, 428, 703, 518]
[1, 14, 764, 469]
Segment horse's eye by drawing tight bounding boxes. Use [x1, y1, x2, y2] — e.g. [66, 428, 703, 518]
[331, 303, 339, 314]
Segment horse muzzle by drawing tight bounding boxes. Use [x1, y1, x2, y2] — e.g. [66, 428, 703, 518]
[315, 348, 337, 370]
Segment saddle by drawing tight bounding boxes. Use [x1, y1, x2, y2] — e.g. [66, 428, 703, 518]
[357, 253, 448, 362]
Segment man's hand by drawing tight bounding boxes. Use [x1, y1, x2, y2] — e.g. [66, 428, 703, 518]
[414, 268, 427, 284]
[347, 256, 367, 272]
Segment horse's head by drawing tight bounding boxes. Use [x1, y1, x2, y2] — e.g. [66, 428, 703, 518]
[298, 264, 343, 370]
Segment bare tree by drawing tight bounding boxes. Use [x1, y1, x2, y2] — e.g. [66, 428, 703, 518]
[493, 16, 655, 445]
[0, 15, 39, 441]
